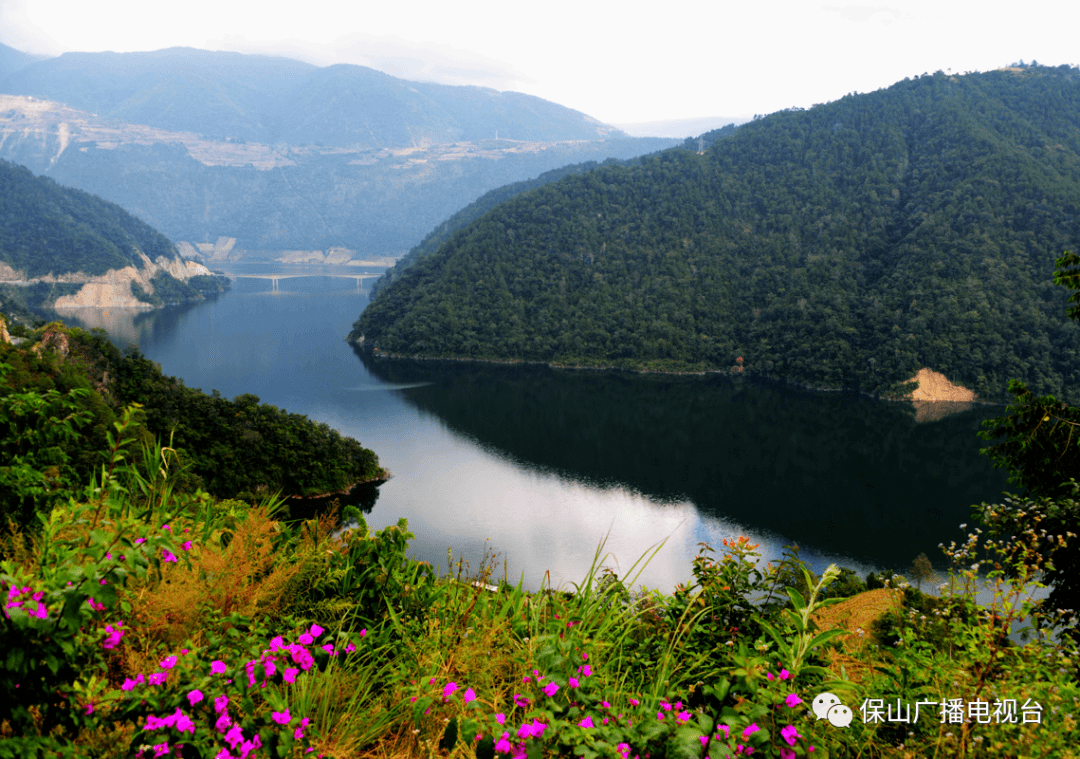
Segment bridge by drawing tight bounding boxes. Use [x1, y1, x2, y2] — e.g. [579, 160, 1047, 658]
[228, 273, 381, 293]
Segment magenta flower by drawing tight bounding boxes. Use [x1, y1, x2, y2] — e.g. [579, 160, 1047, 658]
[578, 716, 595, 728]
[742, 723, 760, 739]
[344, 642, 356, 653]
[85, 702, 94, 715]
[443, 682, 458, 699]
[785, 693, 803, 708]
[224, 724, 244, 749]
[321, 643, 335, 655]
[779, 669, 791, 680]
[530, 718, 547, 737]
[781, 749, 795, 759]
[272, 709, 291, 725]
[569, 677, 579, 688]
[152, 742, 170, 758]
[543, 682, 559, 697]
[188, 689, 204, 706]
[496, 713, 506, 725]
[298, 632, 313, 645]
[182, 541, 192, 551]
[122, 674, 144, 691]
[214, 694, 230, 714]
[215, 713, 232, 733]
[309, 623, 324, 638]
[148, 672, 168, 686]
[160, 655, 177, 669]
[781, 725, 801, 747]
[495, 733, 512, 753]
[677, 711, 692, 723]
[283, 667, 299, 683]
[162, 549, 178, 563]
[211, 660, 227, 675]
[174, 709, 196, 734]
[464, 687, 477, 703]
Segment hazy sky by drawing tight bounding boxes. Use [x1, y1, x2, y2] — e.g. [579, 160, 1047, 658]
[2, 0, 1076, 125]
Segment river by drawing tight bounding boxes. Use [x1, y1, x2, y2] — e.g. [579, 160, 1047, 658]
[53, 267, 1013, 593]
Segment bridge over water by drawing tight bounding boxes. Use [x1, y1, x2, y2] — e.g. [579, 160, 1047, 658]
[228, 273, 380, 293]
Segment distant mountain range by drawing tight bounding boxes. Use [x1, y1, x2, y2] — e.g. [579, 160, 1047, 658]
[0, 46, 676, 253]
[352, 65, 1080, 404]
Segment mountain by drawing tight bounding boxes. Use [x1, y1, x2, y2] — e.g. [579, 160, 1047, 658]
[351, 65, 1080, 404]
[0, 159, 225, 310]
[0, 47, 674, 253]
[0, 47, 625, 146]
[0, 43, 48, 79]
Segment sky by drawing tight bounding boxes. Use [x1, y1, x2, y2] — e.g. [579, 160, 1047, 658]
[2, 0, 1078, 127]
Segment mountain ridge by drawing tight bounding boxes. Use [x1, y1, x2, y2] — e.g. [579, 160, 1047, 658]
[351, 65, 1080, 403]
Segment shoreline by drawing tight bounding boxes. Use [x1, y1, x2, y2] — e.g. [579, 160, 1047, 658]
[349, 341, 1006, 409]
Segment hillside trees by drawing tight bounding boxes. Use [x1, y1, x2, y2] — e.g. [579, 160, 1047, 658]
[976, 251, 1080, 640]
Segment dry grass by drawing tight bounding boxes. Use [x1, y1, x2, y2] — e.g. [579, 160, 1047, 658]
[812, 588, 903, 683]
[128, 504, 299, 646]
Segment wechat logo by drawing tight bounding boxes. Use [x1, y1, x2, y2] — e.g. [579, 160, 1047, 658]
[813, 692, 853, 727]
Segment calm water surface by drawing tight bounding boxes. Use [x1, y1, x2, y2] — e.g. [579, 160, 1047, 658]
[55, 270, 1012, 592]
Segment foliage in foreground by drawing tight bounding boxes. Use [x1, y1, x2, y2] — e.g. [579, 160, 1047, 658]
[1, 404, 1076, 758]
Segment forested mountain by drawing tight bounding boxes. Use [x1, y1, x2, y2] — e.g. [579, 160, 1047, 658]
[0, 160, 225, 308]
[0, 47, 674, 252]
[0, 42, 47, 79]
[352, 65, 1080, 403]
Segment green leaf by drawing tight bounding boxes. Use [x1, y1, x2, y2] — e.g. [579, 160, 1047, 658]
[439, 717, 458, 753]
[807, 628, 849, 649]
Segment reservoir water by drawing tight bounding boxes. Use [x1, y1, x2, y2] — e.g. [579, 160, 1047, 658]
[54, 269, 1013, 593]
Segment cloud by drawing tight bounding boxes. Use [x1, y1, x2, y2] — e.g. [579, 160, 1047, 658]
[0, 0, 63, 55]
[209, 32, 535, 91]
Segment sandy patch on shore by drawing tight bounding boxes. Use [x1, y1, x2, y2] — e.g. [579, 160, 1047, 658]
[906, 367, 976, 402]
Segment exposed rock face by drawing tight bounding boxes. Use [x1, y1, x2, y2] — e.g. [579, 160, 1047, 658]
[43, 252, 212, 309]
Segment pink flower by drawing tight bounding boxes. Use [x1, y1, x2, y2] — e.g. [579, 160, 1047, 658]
[785, 693, 803, 708]
[630, 698, 640, 706]
[182, 541, 192, 551]
[781, 725, 801, 747]
[188, 689, 204, 706]
[224, 724, 244, 748]
[174, 710, 196, 734]
[779, 669, 790, 680]
[162, 524, 171, 531]
[464, 687, 477, 703]
[85, 702, 94, 715]
[309, 623, 324, 638]
[781, 750, 795, 759]
[135, 537, 146, 544]
[359, 629, 366, 637]
[122, 674, 144, 691]
[283, 667, 299, 683]
[495, 733, 512, 753]
[581, 664, 592, 676]
[215, 694, 230, 714]
[298, 633, 313, 645]
[344, 642, 356, 653]
[215, 713, 232, 733]
[148, 672, 168, 686]
[272, 709, 291, 725]
[578, 717, 594, 728]
[160, 655, 177, 670]
[677, 711, 692, 723]
[211, 660, 227, 675]
[163, 549, 178, 563]
[153, 742, 170, 758]
[569, 677, 579, 688]
[321, 643, 335, 655]
[496, 713, 505, 725]
[543, 682, 559, 697]
[742, 723, 760, 739]
[443, 682, 458, 699]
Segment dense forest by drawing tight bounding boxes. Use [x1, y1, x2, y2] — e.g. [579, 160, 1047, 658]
[0, 316, 386, 524]
[0, 160, 227, 304]
[354, 65, 1080, 403]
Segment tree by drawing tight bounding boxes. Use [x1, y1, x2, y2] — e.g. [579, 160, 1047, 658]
[976, 252, 1080, 640]
[910, 553, 934, 591]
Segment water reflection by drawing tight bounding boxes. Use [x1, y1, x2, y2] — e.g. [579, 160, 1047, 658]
[357, 352, 1011, 570]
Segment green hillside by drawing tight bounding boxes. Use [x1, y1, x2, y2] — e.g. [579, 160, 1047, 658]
[0, 160, 227, 307]
[352, 65, 1080, 402]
